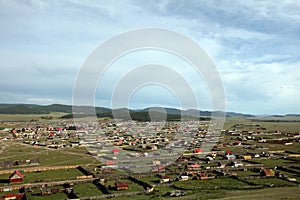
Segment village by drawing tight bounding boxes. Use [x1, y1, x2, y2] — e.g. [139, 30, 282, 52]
[0, 117, 299, 199]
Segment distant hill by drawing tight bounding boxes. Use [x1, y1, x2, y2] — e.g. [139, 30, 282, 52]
[0, 104, 49, 114]
[0, 104, 110, 115]
[0, 103, 256, 120]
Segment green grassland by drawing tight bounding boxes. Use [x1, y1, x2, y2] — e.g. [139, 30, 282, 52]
[252, 158, 291, 167]
[111, 186, 300, 200]
[0, 141, 99, 168]
[173, 177, 250, 190]
[224, 117, 300, 132]
[246, 177, 297, 186]
[0, 168, 84, 186]
[73, 182, 104, 197]
[0, 112, 67, 122]
[26, 190, 68, 200]
[106, 178, 145, 193]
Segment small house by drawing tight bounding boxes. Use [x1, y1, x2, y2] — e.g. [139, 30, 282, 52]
[261, 169, 275, 177]
[242, 155, 252, 160]
[115, 182, 129, 190]
[103, 161, 118, 169]
[187, 164, 201, 170]
[193, 148, 202, 153]
[232, 161, 243, 167]
[153, 166, 166, 172]
[3, 193, 25, 200]
[112, 148, 119, 156]
[179, 175, 189, 181]
[198, 173, 209, 180]
[153, 160, 161, 165]
[225, 154, 236, 160]
[160, 175, 170, 183]
[9, 170, 23, 183]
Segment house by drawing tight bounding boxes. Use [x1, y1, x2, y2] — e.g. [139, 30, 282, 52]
[112, 148, 119, 155]
[261, 169, 275, 177]
[179, 175, 189, 181]
[233, 141, 242, 146]
[242, 155, 252, 160]
[153, 166, 166, 172]
[160, 175, 170, 183]
[187, 163, 201, 170]
[197, 173, 209, 180]
[9, 170, 23, 183]
[225, 154, 236, 160]
[102, 161, 118, 169]
[232, 161, 243, 167]
[225, 150, 232, 155]
[3, 193, 25, 200]
[193, 148, 202, 153]
[115, 182, 129, 190]
[153, 160, 161, 165]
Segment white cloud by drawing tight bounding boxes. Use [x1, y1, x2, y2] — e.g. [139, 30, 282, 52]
[0, 0, 299, 114]
[25, 97, 66, 104]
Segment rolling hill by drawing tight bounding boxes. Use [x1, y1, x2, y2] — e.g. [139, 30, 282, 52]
[0, 103, 255, 120]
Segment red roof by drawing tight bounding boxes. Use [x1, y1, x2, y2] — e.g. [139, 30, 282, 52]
[106, 161, 115, 166]
[115, 182, 128, 187]
[4, 193, 25, 198]
[9, 170, 23, 179]
[263, 169, 275, 176]
[226, 150, 232, 155]
[153, 166, 166, 171]
[193, 148, 202, 153]
[198, 173, 208, 177]
[112, 149, 120, 153]
[115, 181, 129, 190]
[188, 164, 200, 168]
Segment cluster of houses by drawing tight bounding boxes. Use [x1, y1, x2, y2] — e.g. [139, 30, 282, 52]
[3, 123, 82, 149]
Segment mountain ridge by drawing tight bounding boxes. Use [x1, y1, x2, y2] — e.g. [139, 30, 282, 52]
[0, 103, 295, 118]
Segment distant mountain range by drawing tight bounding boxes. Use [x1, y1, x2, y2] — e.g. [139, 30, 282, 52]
[0, 104, 110, 115]
[0, 103, 252, 117]
[0, 103, 297, 121]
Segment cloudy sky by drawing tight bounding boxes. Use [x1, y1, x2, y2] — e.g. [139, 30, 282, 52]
[1, 0, 300, 115]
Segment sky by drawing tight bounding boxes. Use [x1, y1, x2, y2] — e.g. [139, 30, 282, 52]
[0, 0, 300, 115]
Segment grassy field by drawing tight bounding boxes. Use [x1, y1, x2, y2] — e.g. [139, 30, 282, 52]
[138, 177, 160, 185]
[0, 112, 67, 123]
[0, 141, 99, 168]
[252, 158, 292, 167]
[246, 177, 298, 186]
[173, 177, 250, 190]
[73, 182, 104, 197]
[224, 117, 300, 132]
[111, 186, 300, 200]
[0, 168, 84, 186]
[26, 190, 68, 200]
[236, 170, 259, 177]
[187, 186, 300, 200]
[106, 178, 144, 193]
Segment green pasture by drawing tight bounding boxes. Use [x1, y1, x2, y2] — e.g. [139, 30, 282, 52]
[73, 182, 104, 197]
